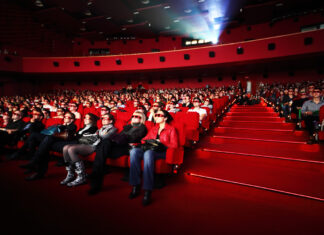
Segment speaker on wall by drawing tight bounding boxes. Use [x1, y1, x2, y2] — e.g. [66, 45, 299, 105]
[116, 59, 122, 65]
[94, 60, 100, 66]
[74, 61, 80, 67]
[304, 37, 313, 45]
[268, 43, 276, 50]
[159, 56, 165, 62]
[137, 58, 143, 64]
[237, 47, 244, 54]
[53, 61, 59, 67]
[209, 51, 215, 57]
[184, 54, 190, 60]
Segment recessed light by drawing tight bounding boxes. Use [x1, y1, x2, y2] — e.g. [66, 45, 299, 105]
[80, 27, 86, 31]
[165, 26, 170, 29]
[148, 23, 151, 27]
[164, 6, 170, 9]
[184, 9, 192, 14]
[106, 16, 112, 20]
[142, 0, 150, 4]
[133, 11, 139, 15]
[99, 32, 103, 34]
[87, 1, 93, 6]
[122, 27, 127, 31]
[127, 19, 134, 23]
[173, 19, 180, 23]
[82, 21, 86, 24]
[198, 0, 205, 2]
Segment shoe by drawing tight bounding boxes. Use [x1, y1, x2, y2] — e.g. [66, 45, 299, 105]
[25, 173, 44, 181]
[6, 152, 20, 160]
[142, 190, 152, 206]
[67, 161, 86, 187]
[24, 169, 35, 174]
[60, 164, 75, 185]
[307, 136, 315, 145]
[20, 162, 35, 169]
[129, 185, 141, 199]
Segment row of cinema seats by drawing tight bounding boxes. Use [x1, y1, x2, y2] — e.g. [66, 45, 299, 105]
[264, 98, 324, 141]
[8, 96, 231, 175]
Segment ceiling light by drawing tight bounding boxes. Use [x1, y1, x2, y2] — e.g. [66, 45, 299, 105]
[82, 21, 86, 24]
[148, 23, 151, 27]
[87, 1, 93, 6]
[80, 27, 86, 31]
[106, 16, 112, 20]
[142, 0, 150, 4]
[127, 19, 134, 23]
[133, 11, 139, 15]
[99, 32, 103, 34]
[240, 8, 243, 12]
[122, 27, 127, 31]
[191, 40, 197, 45]
[165, 26, 170, 30]
[185, 41, 191, 45]
[198, 39, 204, 44]
[173, 19, 180, 23]
[164, 6, 170, 9]
[184, 9, 192, 14]
[198, 0, 205, 2]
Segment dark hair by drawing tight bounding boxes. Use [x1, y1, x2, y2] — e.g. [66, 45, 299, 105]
[85, 112, 99, 125]
[161, 110, 173, 124]
[65, 111, 75, 120]
[102, 113, 115, 125]
[101, 106, 110, 112]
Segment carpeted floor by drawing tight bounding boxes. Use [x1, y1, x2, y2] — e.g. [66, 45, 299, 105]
[1, 103, 323, 234]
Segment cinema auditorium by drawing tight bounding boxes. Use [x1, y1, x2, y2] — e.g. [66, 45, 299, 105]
[0, 0, 324, 234]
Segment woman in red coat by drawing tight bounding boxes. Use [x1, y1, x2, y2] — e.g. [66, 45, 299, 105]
[129, 110, 178, 206]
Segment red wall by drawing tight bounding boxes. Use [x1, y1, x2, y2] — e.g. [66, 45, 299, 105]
[22, 29, 324, 73]
[72, 12, 324, 56]
[1, 68, 322, 97]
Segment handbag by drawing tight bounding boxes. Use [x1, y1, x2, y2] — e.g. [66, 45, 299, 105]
[78, 134, 99, 145]
[53, 129, 74, 140]
[40, 125, 59, 136]
[141, 139, 166, 152]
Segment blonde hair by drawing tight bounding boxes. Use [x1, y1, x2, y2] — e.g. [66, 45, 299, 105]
[131, 110, 146, 125]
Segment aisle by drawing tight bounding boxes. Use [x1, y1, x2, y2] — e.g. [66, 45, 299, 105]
[187, 103, 324, 199]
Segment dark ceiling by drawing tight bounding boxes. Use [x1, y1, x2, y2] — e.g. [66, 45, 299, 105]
[15, 0, 324, 40]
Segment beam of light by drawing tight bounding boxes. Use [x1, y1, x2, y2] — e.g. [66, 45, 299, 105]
[163, 0, 233, 44]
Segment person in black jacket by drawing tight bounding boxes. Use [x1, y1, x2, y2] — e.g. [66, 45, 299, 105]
[88, 110, 148, 195]
[23, 112, 78, 181]
[7, 108, 45, 160]
[0, 110, 26, 149]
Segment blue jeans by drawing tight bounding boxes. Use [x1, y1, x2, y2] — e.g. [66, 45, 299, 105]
[129, 148, 166, 190]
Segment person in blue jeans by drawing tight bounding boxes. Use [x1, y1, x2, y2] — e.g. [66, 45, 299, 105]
[129, 110, 178, 206]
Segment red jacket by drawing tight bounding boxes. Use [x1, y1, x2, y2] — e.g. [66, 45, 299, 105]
[142, 123, 179, 149]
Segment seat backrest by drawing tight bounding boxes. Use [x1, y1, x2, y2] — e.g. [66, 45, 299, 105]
[320, 105, 324, 122]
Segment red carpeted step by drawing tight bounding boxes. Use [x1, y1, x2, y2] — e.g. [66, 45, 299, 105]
[230, 109, 272, 112]
[213, 128, 308, 143]
[226, 112, 279, 117]
[199, 137, 324, 162]
[223, 116, 284, 122]
[186, 150, 324, 199]
[219, 121, 295, 130]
